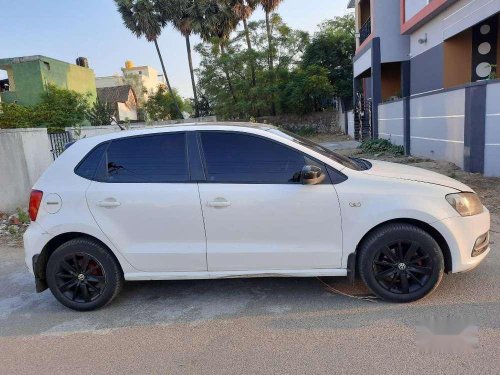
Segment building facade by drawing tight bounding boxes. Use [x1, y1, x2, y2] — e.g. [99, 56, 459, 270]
[96, 85, 138, 122]
[0, 55, 97, 106]
[348, 0, 500, 176]
[95, 61, 165, 107]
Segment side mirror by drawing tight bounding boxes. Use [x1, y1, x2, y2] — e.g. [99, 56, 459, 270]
[301, 165, 325, 185]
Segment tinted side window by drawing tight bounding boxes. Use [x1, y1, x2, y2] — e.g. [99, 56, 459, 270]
[201, 132, 306, 183]
[75, 143, 108, 180]
[106, 133, 188, 183]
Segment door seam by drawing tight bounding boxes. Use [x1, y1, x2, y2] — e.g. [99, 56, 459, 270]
[196, 183, 209, 271]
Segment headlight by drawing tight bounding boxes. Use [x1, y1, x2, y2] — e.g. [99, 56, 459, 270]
[445, 192, 483, 216]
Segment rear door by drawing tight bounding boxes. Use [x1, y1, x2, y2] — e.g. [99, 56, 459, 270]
[197, 131, 343, 272]
[85, 132, 207, 272]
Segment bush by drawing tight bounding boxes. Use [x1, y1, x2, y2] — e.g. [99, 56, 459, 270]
[359, 139, 404, 155]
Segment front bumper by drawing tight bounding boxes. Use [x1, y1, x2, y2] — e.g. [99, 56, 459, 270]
[432, 207, 491, 273]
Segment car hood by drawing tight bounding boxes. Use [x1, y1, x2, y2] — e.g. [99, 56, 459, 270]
[363, 159, 472, 192]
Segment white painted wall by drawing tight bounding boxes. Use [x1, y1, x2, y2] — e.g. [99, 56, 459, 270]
[347, 111, 355, 138]
[354, 47, 372, 77]
[65, 116, 218, 139]
[0, 128, 53, 213]
[117, 102, 138, 122]
[373, 0, 411, 63]
[410, 88, 466, 167]
[378, 101, 405, 146]
[410, 0, 500, 58]
[484, 81, 500, 177]
[405, 0, 430, 21]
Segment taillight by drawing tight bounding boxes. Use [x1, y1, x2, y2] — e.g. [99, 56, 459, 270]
[29, 190, 43, 221]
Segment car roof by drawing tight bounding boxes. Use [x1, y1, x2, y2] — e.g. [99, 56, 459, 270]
[75, 122, 279, 146]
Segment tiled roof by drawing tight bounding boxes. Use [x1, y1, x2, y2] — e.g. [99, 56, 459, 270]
[96, 85, 136, 104]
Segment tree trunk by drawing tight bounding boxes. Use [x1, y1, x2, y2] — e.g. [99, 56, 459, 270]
[153, 38, 182, 119]
[265, 11, 274, 71]
[264, 11, 276, 116]
[185, 35, 200, 118]
[220, 44, 237, 103]
[243, 18, 256, 87]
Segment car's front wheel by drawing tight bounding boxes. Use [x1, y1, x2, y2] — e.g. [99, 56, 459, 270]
[358, 223, 444, 302]
[46, 238, 123, 311]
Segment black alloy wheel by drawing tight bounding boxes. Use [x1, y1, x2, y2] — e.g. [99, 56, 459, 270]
[54, 253, 106, 303]
[46, 238, 123, 311]
[372, 240, 433, 294]
[359, 223, 444, 302]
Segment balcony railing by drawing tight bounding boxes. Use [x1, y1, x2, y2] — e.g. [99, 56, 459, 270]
[359, 18, 371, 45]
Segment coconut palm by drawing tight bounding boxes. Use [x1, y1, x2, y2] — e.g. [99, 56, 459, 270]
[115, 0, 182, 117]
[188, 0, 240, 103]
[259, 0, 282, 70]
[156, 0, 200, 117]
[259, 0, 282, 115]
[232, 0, 259, 86]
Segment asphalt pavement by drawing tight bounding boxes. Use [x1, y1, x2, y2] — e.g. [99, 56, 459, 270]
[0, 210, 499, 374]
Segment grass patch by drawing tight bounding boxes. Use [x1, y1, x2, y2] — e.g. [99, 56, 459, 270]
[359, 139, 404, 156]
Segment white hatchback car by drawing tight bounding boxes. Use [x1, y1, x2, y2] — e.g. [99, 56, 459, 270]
[24, 123, 490, 310]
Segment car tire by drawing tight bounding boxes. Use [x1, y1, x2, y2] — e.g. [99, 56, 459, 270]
[358, 223, 444, 303]
[46, 238, 123, 311]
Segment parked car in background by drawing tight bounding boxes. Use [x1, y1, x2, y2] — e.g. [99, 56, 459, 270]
[24, 123, 490, 310]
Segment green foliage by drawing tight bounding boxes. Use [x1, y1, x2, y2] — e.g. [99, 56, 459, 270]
[144, 86, 187, 120]
[302, 15, 355, 98]
[0, 84, 90, 129]
[279, 65, 334, 114]
[195, 12, 354, 119]
[0, 102, 36, 128]
[16, 208, 30, 224]
[86, 97, 115, 126]
[35, 84, 90, 128]
[360, 139, 404, 155]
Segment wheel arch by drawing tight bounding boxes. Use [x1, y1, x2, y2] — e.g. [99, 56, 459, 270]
[34, 232, 124, 289]
[353, 218, 452, 273]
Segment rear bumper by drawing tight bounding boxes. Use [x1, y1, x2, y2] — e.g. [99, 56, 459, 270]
[432, 208, 491, 273]
[23, 222, 50, 275]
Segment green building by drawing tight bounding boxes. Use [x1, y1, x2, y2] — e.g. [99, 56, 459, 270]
[0, 55, 97, 106]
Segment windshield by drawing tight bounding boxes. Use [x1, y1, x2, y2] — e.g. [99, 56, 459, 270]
[268, 129, 364, 171]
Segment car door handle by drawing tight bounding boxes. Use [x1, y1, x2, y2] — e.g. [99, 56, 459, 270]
[97, 200, 121, 208]
[207, 198, 231, 208]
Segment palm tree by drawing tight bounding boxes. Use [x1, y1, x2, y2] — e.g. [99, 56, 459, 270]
[259, 0, 282, 116]
[188, 0, 239, 103]
[259, 0, 282, 71]
[156, 0, 200, 117]
[115, 0, 182, 118]
[232, 0, 259, 87]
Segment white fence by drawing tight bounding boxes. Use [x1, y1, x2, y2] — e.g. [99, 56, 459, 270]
[0, 116, 218, 213]
[65, 116, 217, 139]
[0, 128, 53, 212]
[485, 83, 500, 177]
[410, 89, 465, 168]
[378, 101, 404, 147]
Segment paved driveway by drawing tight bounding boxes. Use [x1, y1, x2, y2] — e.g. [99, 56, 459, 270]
[1, 208, 499, 374]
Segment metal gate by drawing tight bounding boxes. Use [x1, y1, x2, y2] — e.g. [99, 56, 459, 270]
[353, 93, 372, 142]
[48, 131, 72, 160]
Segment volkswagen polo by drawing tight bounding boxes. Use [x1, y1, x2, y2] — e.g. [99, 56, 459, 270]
[24, 123, 490, 310]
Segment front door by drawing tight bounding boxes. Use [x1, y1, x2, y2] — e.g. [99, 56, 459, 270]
[86, 132, 207, 272]
[197, 131, 343, 272]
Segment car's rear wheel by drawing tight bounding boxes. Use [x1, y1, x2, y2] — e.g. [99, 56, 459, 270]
[46, 238, 123, 311]
[359, 223, 444, 302]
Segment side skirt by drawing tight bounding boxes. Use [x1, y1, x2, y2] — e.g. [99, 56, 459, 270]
[125, 269, 348, 281]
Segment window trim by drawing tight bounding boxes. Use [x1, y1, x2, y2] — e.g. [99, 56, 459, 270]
[196, 130, 339, 185]
[74, 132, 192, 184]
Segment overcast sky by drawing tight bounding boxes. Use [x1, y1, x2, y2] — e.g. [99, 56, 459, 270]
[1, 0, 352, 97]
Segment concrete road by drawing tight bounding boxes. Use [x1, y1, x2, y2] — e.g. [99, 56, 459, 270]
[1, 215, 499, 374]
